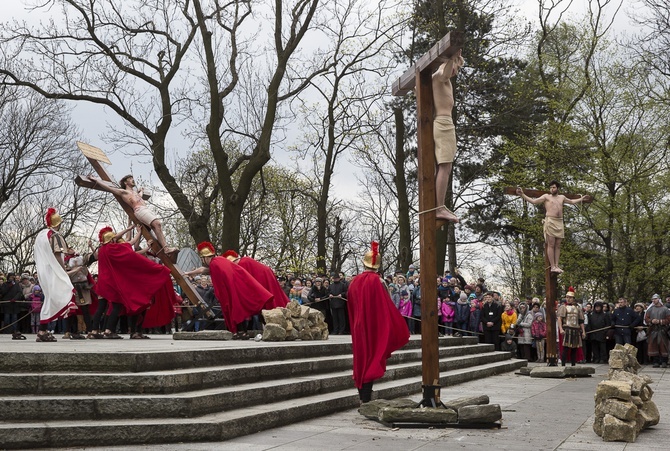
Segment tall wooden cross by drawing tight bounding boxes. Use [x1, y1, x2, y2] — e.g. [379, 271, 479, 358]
[503, 186, 593, 365]
[392, 31, 464, 406]
[74, 142, 215, 320]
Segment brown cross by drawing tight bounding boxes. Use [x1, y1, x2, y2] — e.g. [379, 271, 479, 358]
[505, 186, 593, 365]
[74, 142, 215, 319]
[392, 31, 464, 406]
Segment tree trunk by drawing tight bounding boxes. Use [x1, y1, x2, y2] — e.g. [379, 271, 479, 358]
[394, 107, 412, 271]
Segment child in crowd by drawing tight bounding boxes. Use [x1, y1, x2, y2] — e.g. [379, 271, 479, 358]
[28, 285, 44, 334]
[532, 312, 547, 363]
[398, 289, 413, 332]
[501, 331, 517, 354]
[441, 295, 455, 336]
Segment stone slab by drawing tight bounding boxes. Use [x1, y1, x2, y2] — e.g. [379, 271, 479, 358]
[173, 330, 234, 340]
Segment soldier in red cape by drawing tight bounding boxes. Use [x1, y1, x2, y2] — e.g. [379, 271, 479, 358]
[223, 250, 289, 310]
[187, 242, 272, 339]
[95, 226, 174, 338]
[347, 241, 410, 403]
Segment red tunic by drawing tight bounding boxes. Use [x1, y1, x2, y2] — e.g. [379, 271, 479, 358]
[238, 256, 289, 310]
[347, 271, 410, 388]
[142, 279, 177, 328]
[96, 242, 172, 316]
[209, 256, 273, 333]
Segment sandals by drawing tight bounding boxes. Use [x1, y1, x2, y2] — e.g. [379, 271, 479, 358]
[232, 332, 250, 340]
[70, 333, 86, 340]
[11, 331, 27, 340]
[103, 332, 123, 339]
[36, 333, 57, 342]
[131, 333, 151, 339]
[87, 332, 104, 339]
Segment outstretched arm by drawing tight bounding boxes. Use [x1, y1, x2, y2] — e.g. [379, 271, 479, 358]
[563, 194, 589, 205]
[91, 177, 126, 196]
[516, 187, 546, 206]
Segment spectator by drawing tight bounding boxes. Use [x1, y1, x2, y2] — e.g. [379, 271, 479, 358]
[328, 272, 348, 335]
[28, 285, 44, 334]
[586, 301, 611, 364]
[453, 292, 470, 337]
[501, 300, 517, 336]
[388, 282, 400, 309]
[633, 302, 648, 365]
[411, 278, 422, 334]
[611, 297, 641, 345]
[398, 289, 413, 331]
[480, 292, 502, 350]
[301, 279, 312, 305]
[289, 279, 303, 304]
[441, 295, 455, 336]
[531, 312, 547, 362]
[468, 297, 481, 338]
[516, 301, 533, 361]
[501, 331, 517, 354]
[308, 277, 329, 318]
[1, 273, 26, 339]
[645, 294, 669, 368]
[406, 264, 418, 279]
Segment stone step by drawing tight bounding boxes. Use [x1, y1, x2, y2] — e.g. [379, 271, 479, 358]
[0, 359, 526, 449]
[0, 335, 479, 373]
[0, 343, 493, 396]
[0, 351, 513, 421]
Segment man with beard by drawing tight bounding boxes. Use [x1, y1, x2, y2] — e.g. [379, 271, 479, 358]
[645, 294, 670, 368]
[516, 181, 589, 273]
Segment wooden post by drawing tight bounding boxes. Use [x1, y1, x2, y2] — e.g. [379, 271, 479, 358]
[392, 31, 463, 407]
[74, 142, 215, 319]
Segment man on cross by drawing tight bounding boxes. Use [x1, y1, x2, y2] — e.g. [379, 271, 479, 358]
[516, 180, 588, 273]
[432, 49, 464, 224]
[92, 174, 176, 255]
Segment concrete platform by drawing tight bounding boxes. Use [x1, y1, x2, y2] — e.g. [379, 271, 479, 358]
[66, 362, 669, 451]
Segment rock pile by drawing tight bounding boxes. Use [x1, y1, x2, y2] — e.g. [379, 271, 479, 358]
[359, 395, 502, 426]
[261, 301, 329, 341]
[593, 343, 659, 442]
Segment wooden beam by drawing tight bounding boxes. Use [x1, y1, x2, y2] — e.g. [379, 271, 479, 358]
[544, 244, 558, 365]
[75, 176, 150, 201]
[392, 31, 464, 97]
[503, 187, 593, 203]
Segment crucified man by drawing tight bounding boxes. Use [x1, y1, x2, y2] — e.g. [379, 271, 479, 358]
[432, 49, 464, 224]
[516, 180, 589, 273]
[92, 174, 177, 255]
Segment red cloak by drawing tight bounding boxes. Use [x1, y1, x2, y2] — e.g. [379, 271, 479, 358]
[238, 256, 289, 309]
[142, 279, 177, 328]
[347, 271, 410, 388]
[96, 242, 172, 316]
[209, 256, 273, 333]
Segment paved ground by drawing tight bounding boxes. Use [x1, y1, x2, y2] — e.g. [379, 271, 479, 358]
[4, 335, 667, 450]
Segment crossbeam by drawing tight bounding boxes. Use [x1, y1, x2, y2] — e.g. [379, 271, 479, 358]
[392, 31, 464, 96]
[74, 144, 215, 319]
[503, 187, 593, 203]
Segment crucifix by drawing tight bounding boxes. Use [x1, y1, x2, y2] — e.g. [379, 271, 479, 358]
[392, 31, 464, 407]
[503, 186, 593, 365]
[74, 141, 215, 320]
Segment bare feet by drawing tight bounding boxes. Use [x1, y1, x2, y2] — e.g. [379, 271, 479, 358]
[436, 205, 459, 224]
[550, 266, 564, 273]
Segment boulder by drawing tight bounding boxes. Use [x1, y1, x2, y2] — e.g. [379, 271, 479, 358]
[530, 367, 566, 378]
[593, 413, 604, 436]
[595, 399, 637, 422]
[637, 400, 660, 429]
[608, 350, 626, 370]
[358, 399, 416, 420]
[262, 309, 288, 329]
[457, 404, 502, 424]
[630, 396, 644, 407]
[308, 309, 325, 324]
[310, 327, 323, 340]
[594, 380, 631, 403]
[300, 305, 311, 319]
[262, 323, 287, 341]
[564, 366, 595, 377]
[299, 328, 313, 340]
[285, 328, 299, 341]
[379, 406, 457, 424]
[607, 370, 647, 395]
[442, 395, 489, 411]
[600, 414, 637, 442]
[286, 301, 302, 318]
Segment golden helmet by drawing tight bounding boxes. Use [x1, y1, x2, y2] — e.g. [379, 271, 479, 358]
[362, 241, 381, 270]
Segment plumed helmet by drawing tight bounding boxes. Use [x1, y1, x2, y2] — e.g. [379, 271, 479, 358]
[45, 208, 62, 228]
[197, 241, 216, 258]
[222, 250, 240, 261]
[362, 241, 381, 270]
[98, 226, 115, 244]
[566, 286, 575, 297]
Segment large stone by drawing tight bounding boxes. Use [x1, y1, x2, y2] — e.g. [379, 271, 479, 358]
[457, 404, 502, 424]
[442, 395, 489, 411]
[379, 407, 458, 424]
[608, 350, 626, 370]
[285, 328, 299, 341]
[308, 309, 325, 325]
[630, 396, 644, 407]
[607, 370, 650, 395]
[286, 301, 302, 318]
[262, 323, 287, 341]
[637, 400, 660, 430]
[600, 414, 637, 442]
[299, 328, 313, 340]
[595, 380, 631, 403]
[595, 399, 637, 422]
[299, 305, 311, 319]
[564, 366, 595, 377]
[310, 327, 323, 340]
[291, 317, 308, 331]
[530, 367, 566, 378]
[639, 384, 653, 402]
[262, 309, 288, 329]
[593, 413, 604, 436]
[358, 399, 417, 419]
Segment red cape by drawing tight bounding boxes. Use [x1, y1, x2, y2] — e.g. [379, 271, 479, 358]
[209, 256, 273, 333]
[238, 256, 289, 309]
[96, 242, 172, 316]
[142, 279, 177, 328]
[347, 271, 410, 388]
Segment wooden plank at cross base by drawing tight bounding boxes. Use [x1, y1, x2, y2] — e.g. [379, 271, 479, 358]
[392, 31, 464, 96]
[416, 66, 440, 397]
[74, 170, 215, 319]
[503, 187, 594, 203]
[544, 242, 558, 366]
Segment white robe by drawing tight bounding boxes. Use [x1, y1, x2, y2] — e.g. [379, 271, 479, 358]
[34, 229, 75, 323]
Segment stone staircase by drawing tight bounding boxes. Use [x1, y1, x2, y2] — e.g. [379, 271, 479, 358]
[0, 336, 526, 449]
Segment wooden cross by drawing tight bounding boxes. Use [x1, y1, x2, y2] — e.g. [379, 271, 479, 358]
[504, 186, 593, 365]
[74, 142, 215, 320]
[392, 31, 464, 407]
